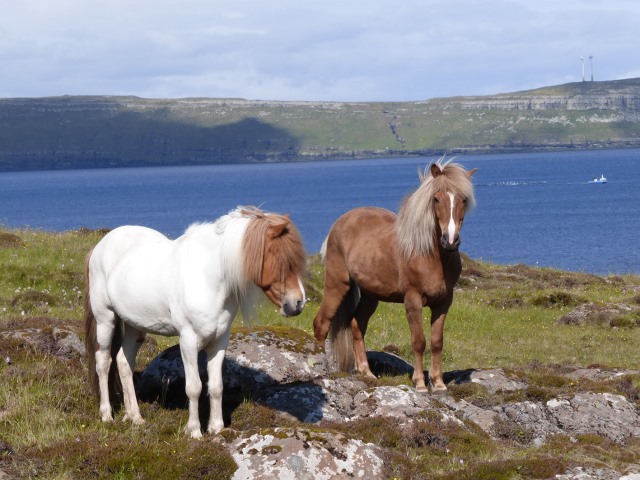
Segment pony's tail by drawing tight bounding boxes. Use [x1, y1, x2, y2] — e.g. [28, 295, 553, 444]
[83, 250, 123, 406]
[84, 250, 100, 398]
[319, 237, 329, 263]
[329, 282, 361, 372]
[108, 321, 124, 407]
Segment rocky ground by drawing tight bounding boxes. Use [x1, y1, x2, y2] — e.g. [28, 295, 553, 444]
[3, 321, 639, 479]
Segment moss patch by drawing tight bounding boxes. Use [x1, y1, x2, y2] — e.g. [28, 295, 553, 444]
[530, 291, 587, 308]
[11, 290, 57, 311]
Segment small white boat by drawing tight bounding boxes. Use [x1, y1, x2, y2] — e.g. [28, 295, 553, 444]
[588, 174, 607, 184]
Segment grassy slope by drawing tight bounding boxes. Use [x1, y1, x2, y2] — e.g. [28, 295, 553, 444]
[1, 228, 639, 478]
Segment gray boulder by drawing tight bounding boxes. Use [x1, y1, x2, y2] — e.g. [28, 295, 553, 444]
[566, 367, 640, 382]
[557, 302, 635, 326]
[136, 326, 331, 407]
[442, 391, 640, 445]
[543, 392, 640, 443]
[254, 377, 450, 425]
[230, 427, 385, 480]
[224, 327, 331, 389]
[136, 327, 640, 448]
[0, 327, 85, 360]
[555, 467, 630, 480]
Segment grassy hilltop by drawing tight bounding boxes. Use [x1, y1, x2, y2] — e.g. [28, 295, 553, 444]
[1, 228, 640, 478]
[1, 78, 640, 171]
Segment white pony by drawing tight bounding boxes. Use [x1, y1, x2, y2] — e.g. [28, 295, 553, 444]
[84, 206, 306, 438]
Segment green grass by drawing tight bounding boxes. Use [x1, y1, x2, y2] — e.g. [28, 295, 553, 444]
[1, 227, 640, 478]
[262, 258, 640, 372]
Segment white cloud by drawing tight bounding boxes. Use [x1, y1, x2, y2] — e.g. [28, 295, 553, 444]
[0, 0, 638, 101]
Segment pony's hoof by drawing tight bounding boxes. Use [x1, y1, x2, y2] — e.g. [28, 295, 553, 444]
[415, 385, 429, 394]
[431, 386, 448, 396]
[360, 369, 377, 380]
[207, 424, 225, 435]
[126, 416, 145, 426]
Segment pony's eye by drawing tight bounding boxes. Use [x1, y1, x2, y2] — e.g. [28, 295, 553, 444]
[463, 197, 468, 204]
[433, 197, 440, 204]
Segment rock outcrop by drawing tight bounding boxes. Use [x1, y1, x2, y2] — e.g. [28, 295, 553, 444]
[136, 326, 640, 479]
[3, 325, 638, 478]
[557, 302, 640, 327]
[230, 428, 385, 480]
[0, 326, 85, 361]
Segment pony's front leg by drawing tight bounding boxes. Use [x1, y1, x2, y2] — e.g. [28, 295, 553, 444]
[179, 331, 203, 439]
[204, 330, 230, 435]
[404, 291, 428, 393]
[429, 309, 448, 394]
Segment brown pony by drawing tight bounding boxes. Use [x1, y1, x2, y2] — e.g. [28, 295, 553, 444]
[313, 161, 476, 393]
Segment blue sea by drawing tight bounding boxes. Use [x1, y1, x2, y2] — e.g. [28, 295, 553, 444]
[1, 149, 639, 275]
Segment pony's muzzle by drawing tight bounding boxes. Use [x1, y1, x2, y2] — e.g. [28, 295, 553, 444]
[440, 233, 461, 251]
[282, 298, 305, 317]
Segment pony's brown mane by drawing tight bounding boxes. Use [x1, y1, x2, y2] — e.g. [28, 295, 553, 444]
[241, 207, 306, 285]
[396, 161, 475, 258]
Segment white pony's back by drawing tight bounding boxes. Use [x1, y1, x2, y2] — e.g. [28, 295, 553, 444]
[91, 218, 253, 337]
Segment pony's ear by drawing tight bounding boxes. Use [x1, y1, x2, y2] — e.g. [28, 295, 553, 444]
[267, 216, 290, 238]
[430, 163, 443, 178]
[467, 167, 478, 177]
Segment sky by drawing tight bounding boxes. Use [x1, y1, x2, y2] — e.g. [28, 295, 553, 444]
[1, 0, 639, 102]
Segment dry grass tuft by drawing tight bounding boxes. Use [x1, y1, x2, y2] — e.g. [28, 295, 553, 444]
[0, 232, 24, 248]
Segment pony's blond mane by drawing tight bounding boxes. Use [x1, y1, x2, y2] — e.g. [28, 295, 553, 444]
[240, 206, 306, 286]
[396, 160, 475, 258]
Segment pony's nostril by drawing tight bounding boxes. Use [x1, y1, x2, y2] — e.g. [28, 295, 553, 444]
[283, 299, 304, 317]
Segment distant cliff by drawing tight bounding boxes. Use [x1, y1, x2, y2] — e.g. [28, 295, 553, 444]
[2, 78, 640, 171]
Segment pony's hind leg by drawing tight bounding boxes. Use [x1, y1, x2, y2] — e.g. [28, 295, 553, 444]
[313, 253, 351, 343]
[116, 325, 146, 425]
[93, 312, 117, 422]
[351, 294, 378, 378]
